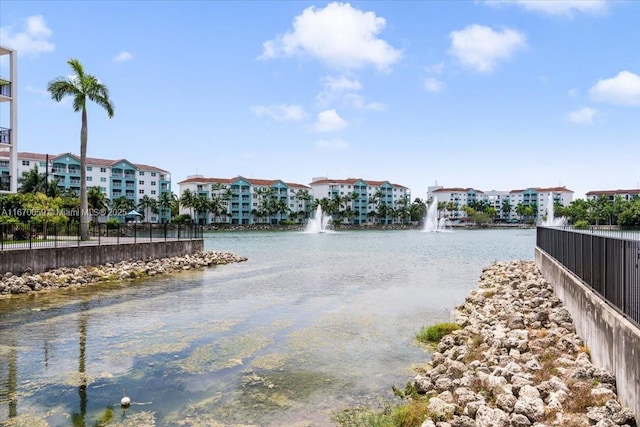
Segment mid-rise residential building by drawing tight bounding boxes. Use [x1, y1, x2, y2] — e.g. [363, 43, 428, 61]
[585, 189, 640, 201]
[0, 151, 172, 222]
[428, 185, 573, 221]
[309, 177, 411, 225]
[178, 175, 312, 225]
[0, 45, 18, 193]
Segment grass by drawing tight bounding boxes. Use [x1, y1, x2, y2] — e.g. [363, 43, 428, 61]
[415, 322, 460, 344]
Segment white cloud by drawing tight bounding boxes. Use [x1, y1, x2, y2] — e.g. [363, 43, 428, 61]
[342, 93, 385, 110]
[316, 75, 383, 110]
[316, 138, 349, 151]
[0, 15, 55, 56]
[485, 0, 609, 16]
[26, 85, 49, 96]
[424, 77, 444, 93]
[589, 71, 640, 107]
[252, 104, 307, 121]
[426, 62, 445, 74]
[448, 24, 526, 73]
[315, 109, 347, 132]
[567, 107, 597, 125]
[317, 75, 362, 105]
[114, 51, 134, 62]
[259, 2, 402, 71]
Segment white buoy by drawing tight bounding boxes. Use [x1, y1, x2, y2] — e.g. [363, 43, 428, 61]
[121, 385, 131, 408]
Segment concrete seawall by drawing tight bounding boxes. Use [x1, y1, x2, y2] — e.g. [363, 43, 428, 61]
[0, 239, 205, 275]
[535, 247, 640, 421]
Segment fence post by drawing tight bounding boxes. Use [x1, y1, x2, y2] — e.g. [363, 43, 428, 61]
[164, 223, 167, 241]
[149, 223, 152, 242]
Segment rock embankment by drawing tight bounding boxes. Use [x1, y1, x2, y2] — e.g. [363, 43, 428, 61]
[414, 260, 637, 427]
[0, 251, 247, 296]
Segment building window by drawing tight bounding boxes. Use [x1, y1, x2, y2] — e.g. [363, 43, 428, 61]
[139, 171, 144, 176]
[151, 172, 157, 177]
[139, 180, 144, 185]
[100, 177, 107, 182]
[151, 190, 156, 195]
[39, 162, 46, 168]
[22, 160, 30, 166]
[87, 166, 92, 171]
[100, 167, 107, 173]
[151, 181, 156, 186]
[139, 189, 144, 194]
[86, 176, 92, 182]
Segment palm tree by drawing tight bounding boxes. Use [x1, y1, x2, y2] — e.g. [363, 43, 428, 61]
[137, 195, 157, 223]
[157, 191, 176, 223]
[87, 186, 109, 225]
[111, 196, 135, 222]
[18, 165, 46, 194]
[193, 193, 211, 225]
[48, 58, 115, 240]
[501, 200, 512, 221]
[179, 189, 195, 222]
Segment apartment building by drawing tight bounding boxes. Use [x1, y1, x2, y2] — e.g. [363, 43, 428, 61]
[0, 45, 18, 193]
[309, 177, 411, 225]
[585, 189, 640, 201]
[178, 175, 312, 225]
[1, 151, 172, 222]
[428, 185, 573, 221]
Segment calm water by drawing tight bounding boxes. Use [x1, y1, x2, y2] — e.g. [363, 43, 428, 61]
[0, 228, 535, 426]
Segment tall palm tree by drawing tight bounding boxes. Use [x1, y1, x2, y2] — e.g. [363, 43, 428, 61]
[179, 189, 195, 222]
[87, 186, 109, 225]
[138, 195, 157, 223]
[18, 165, 46, 194]
[48, 58, 114, 240]
[157, 191, 176, 223]
[111, 196, 135, 222]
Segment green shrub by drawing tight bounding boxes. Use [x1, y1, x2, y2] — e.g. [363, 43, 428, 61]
[415, 322, 460, 343]
[573, 220, 589, 230]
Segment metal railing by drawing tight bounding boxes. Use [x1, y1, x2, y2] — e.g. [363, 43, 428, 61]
[537, 226, 640, 326]
[0, 222, 203, 250]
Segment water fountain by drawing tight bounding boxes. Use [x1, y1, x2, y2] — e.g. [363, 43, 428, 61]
[423, 196, 448, 232]
[305, 205, 332, 233]
[542, 193, 568, 226]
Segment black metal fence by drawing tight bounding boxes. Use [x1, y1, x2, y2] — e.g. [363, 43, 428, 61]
[0, 222, 203, 250]
[537, 226, 640, 326]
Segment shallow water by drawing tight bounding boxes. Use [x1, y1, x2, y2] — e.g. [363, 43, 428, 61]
[0, 228, 535, 426]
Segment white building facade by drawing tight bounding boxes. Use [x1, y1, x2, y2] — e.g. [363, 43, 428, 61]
[2, 151, 172, 222]
[428, 185, 573, 222]
[0, 45, 18, 193]
[178, 175, 312, 225]
[309, 177, 411, 225]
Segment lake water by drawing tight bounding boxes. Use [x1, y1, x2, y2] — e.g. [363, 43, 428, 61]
[0, 228, 536, 426]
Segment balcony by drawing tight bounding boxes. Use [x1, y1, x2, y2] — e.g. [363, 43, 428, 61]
[0, 79, 10, 98]
[68, 169, 80, 176]
[0, 127, 10, 145]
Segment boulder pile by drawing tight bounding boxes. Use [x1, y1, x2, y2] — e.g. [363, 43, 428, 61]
[414, 260, 637, 427]
[0, 251, 247, 296]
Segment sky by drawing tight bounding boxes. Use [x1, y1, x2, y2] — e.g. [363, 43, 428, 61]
[1, 0, 639, 201]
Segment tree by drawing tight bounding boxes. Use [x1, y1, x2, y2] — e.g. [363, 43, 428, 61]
[157, 191, 177, 223]
[18, 165, 46, 194]
[193, 193, 211, 225]
[179, 189, 195, 222]
[48, 58, 114, 240]
[137, 195, 157, 223]
[501, 200, 512, 220]
[111, 196, 135, 222]
[87, 186, 109, 225]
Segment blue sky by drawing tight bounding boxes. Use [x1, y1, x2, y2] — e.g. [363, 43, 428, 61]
[1, 0, 639, 201]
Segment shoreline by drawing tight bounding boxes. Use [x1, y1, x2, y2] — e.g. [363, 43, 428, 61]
[408, 260, 636, 426]
[0, 250, 247, 297]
